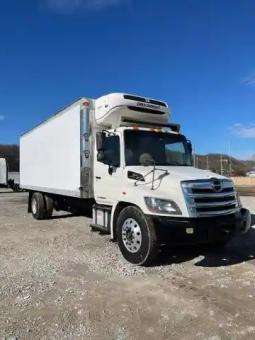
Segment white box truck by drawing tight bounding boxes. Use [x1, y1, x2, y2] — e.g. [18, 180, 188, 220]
[0, 158, 8, 186]
[0, 158, 22, 192]
[20, 93, 251, 266]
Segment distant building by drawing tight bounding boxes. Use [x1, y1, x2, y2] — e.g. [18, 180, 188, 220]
[246, 171, 255, 178]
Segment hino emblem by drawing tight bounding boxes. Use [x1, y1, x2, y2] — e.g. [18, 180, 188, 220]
[211, 178, 223, 192]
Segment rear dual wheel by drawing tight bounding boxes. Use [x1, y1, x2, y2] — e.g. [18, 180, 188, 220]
[31, 192, 53, 220]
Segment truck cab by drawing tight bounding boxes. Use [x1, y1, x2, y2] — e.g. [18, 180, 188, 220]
[90, 93, 251, 265]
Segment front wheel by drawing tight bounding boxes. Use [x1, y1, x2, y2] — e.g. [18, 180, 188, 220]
[116, 206, 158, 266]
[211, 239, 231, 248]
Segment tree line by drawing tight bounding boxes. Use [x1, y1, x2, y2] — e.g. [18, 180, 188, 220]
[0, 145, 19, 171]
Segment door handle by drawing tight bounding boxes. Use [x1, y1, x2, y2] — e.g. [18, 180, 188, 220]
[96, 176, 101, 180]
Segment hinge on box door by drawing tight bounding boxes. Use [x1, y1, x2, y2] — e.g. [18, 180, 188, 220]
[84, 150, 90, 158]
[80, 185, 90, 193]
[83, 167, 90, 176]
[83, 133, 89, 142]
[81, 167, 90, 186]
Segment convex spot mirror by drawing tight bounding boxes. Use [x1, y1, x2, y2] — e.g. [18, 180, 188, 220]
[96, 132, 119, 167]
[96, 131, 106, 163]
[96, 131, 106, 152]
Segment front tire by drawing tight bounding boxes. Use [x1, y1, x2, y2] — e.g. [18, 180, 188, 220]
[31, 192, 45, 220]
[206, 237, 232, 251]
[116, 206, 158, 266]
[211, 238, 231, 248]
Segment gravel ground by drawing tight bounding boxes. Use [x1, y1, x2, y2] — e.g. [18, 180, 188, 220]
[236, 186, 255, 197]
[1, 189, 255, 340]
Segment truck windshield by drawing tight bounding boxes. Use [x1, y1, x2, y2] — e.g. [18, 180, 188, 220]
[124, 129, 192, 166]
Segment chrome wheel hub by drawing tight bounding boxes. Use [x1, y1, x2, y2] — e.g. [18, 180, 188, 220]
[122, 218, 142, 253]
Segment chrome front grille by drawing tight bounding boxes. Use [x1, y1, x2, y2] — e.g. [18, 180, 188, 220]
[181, 178, 239, 217]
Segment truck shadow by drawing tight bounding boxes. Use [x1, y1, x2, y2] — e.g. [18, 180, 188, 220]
[156, 214, 255, 268]
[0, 191, 16, 194]
[50, 214, 79, 220]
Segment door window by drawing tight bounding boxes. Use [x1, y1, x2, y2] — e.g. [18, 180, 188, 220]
[104, 135, 120, 167]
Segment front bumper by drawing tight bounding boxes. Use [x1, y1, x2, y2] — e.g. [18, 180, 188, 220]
[147, 208, 251, 245]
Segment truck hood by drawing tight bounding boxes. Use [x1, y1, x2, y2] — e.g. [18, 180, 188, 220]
[124, 166, 232, 218]
[125, 165, 227, 187]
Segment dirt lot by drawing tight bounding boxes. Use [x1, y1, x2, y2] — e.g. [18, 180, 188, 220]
[236, 186, 255, 197]
[1, 190, 255, 340]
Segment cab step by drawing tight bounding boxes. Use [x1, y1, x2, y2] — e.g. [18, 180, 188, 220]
[90, 204, 111, 234]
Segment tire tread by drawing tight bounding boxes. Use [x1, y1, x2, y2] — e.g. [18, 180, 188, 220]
[44, 195, 54, 219]
[31, 192, 45, 220]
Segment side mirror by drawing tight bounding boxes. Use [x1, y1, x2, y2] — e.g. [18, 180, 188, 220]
[187, 140, 193, 155]
[96, 131, 106, 152]
[96, 131, 107, 164]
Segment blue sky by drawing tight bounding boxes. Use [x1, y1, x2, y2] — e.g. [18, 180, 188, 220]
[0, 0, 255, 159]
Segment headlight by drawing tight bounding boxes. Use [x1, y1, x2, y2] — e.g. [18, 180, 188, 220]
[144, 197, 182, 215]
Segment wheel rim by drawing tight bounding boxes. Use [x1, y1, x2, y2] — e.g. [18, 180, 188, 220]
[31, 198, 37, 215]
[122, 218, 142, 253]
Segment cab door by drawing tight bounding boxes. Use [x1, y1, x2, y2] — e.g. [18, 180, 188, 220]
[94, 133, 123, 205]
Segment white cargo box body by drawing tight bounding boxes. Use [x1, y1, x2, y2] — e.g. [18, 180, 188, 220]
[0, 158, 7, 185]
[20, 98, 94, 198]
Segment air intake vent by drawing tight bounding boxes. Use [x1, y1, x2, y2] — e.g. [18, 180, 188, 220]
[123, 95, 167, 107]
[127, 106, 164, 115]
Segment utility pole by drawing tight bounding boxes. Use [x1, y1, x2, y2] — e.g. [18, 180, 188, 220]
[229, 142, 232, 177]
[206, 155, 209, 170]
[220, 154, 223, 175]
[193, 147, 196, 167]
